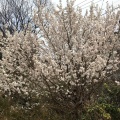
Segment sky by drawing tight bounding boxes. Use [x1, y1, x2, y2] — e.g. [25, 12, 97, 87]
[51, 0, 120, 14]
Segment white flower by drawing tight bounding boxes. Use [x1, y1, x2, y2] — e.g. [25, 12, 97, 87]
[93, 79, 98, 83]
[79, 67, 85, 73]
[115, 81, 120, 86]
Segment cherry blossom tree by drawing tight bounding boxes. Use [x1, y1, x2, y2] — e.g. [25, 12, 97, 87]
[33, 0, 120, 119]
[0, 0, 120, 119]
[0, 30, 41, 108]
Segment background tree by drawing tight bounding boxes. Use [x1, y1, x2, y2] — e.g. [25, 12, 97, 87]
[0, 0, 33, 36]
[0, 0, 50, 38]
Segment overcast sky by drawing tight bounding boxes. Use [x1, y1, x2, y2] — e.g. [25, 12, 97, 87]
[51, 0, 120, 7]
[51, 0, 120, 13]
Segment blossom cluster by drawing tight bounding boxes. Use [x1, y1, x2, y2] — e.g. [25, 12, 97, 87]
[0, 1, 120, 110]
